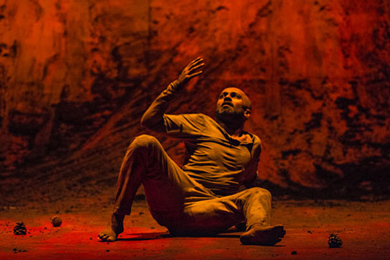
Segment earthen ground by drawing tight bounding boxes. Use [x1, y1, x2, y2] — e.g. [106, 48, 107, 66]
[1, 195, 389, 260]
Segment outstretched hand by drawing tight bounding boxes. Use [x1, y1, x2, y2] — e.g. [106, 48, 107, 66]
[176, 57, 204, 88]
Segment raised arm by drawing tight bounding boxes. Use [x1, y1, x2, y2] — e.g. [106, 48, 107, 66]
[141, 57, 204, 132]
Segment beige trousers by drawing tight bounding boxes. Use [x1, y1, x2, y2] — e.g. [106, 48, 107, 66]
[113, 135, 272, 236]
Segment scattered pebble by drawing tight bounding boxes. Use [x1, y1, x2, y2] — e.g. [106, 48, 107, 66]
[291, 251, 297, 255]
[328, 233, 343, 248]
[13, 222, 27, 235]
[51, 216, 62, 227]
[12, 248, 27, 253]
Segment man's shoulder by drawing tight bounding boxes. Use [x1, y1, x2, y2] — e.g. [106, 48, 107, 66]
[179, 113, 206, 121]
[181, 113, 215, 124]
[185, 113, 211, 119]
[170, 113, 212, 131]
[244, 131, 262, 145]
[252, 133, 261, 143]
[180, 113, 223, 134]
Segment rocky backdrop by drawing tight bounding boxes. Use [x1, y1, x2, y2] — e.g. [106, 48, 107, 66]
[0, 0, 389, 198]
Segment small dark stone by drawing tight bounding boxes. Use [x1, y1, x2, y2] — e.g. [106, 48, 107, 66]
[328, 233, 343, 248]
[291, 251, 297, 255]
[51, 216, 62, 227]
[13, 222, 27, 235]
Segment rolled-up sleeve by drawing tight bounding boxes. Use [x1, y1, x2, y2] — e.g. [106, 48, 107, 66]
[163, 114, 205, 138]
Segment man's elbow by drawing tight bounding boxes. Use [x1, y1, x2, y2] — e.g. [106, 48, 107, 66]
[140, 115, 164, 132]
[140, 115, 151, 129]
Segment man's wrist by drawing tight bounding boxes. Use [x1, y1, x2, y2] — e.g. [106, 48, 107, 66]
[171, 80, 180, 90]
[167, 80, 183, 93]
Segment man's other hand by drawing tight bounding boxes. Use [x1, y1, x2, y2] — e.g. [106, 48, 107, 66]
[176, 57, 204, 88]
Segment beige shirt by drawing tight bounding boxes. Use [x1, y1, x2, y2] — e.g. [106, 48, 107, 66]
[141, 81, 262, 196]
[165, 113, 261, 195]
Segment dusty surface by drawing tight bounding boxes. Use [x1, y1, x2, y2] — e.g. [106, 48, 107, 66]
[1, 196, 389, 260]
[0, 1, 390, 258]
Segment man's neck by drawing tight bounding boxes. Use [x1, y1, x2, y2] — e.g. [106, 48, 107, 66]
[217, 120, 245, 138]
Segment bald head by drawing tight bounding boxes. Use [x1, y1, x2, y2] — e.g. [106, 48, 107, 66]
[215, 87, 252, 128]
[218, 87, 251, 110]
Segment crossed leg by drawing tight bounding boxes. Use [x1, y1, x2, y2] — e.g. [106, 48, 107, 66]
[172, 187, 285, 245]
[98, 134, 285, 245]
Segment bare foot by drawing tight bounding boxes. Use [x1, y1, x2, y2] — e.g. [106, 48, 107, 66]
[239, 224, 286, 246]
[98, 213, 125, 242]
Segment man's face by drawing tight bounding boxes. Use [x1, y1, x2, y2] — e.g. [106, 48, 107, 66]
[215, 87, 251, 124]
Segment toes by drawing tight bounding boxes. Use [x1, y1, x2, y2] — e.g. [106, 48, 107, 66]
[98, 233, 109, 242]
[277, 229, 286, 237]
[273, 225, 286, 238]
[274, 225, 284, 231]
[107, 236, 115, 242]
[98, 232, 116, 242]
[240, 225, 286, 246]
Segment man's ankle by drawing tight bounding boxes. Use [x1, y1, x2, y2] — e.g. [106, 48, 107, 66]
[248, 223, 269, 230]
[112, 213, 125, 225]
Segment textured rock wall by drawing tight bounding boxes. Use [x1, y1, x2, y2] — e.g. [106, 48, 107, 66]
[1, 0, 389, 196]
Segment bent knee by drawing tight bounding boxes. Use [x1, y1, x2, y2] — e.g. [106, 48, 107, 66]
[249, 187, 272, 200]
[130, 134, 160, 150]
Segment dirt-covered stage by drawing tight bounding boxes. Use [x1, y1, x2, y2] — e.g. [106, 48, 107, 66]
[1, 182, 389, 260]
[1, 0, 390, 259]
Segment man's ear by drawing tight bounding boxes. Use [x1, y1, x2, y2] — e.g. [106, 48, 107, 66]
[244, 108, 251, 119]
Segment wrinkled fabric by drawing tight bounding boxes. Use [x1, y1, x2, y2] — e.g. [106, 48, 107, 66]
[165, 113, 261, 196]
[113, 135, 271, 235]
[113, 82, 271, 234]
[141, 81, 262, 195]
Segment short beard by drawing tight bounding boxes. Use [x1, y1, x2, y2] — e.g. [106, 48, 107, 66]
[215, 109, 246, 128]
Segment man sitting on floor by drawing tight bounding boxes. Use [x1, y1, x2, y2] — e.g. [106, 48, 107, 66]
[98, 57, 285, 245]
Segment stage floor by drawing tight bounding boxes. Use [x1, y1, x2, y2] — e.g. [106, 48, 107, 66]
[1, 198, 389, 260]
